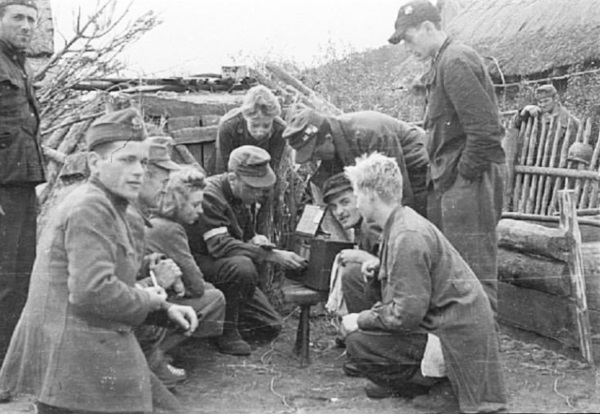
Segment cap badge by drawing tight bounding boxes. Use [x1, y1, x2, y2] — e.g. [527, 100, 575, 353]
[131, 116, 142, 130]
[405, 5, 413, 15]
[302, 124, 318, 142]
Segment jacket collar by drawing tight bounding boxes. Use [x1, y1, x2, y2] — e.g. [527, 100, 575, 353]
[89, 175, 130, 212]
[0, 39, 26, 67]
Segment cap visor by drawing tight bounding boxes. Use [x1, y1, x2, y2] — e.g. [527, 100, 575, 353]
[388, 28, 404, 45]
[153, 159, 181, 171]
[239, 168, 276, 188]
[293, 138, 317, 164]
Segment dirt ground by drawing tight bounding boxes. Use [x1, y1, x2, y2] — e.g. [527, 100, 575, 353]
[1, 307, 599, 414]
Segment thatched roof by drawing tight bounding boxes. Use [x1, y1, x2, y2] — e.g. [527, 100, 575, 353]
[447, 0, 600, 77]
[29, 0, 53, 57]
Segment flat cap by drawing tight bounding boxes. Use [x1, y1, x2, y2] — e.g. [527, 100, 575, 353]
[388, 0, 441, 45]
[0, 0, 37, 10]
[282, 107, 327, 164]
[148, 136, 180, 171]
[535, 84, 558, 98]
[86, 107, 147, 151]
[228, 145, 276, 188]
[322, 172, 353, 203]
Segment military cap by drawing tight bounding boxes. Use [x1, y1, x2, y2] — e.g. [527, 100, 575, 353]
[86, 107, 147, 151]
[322, 172, 353, 204]
[0, 0, 37, 10]
[148, 136, 180, 171]
[388, 0, 441, 45]
[535, 84, 558, 99]
[228, 145, 276, 188]
[282, 107, 327, 164]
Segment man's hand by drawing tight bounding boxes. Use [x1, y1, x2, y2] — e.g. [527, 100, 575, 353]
[250, 234, 271, 247]
[267, 249, 308, 270]
[144, 286, 168, 311]
[167, 304, 198, 336]
[341, 313, 360, 338]
[521, 105, 541, 118]
[338, 249, 377, 266]
[361, 258, 380, 282]
[152, 258, 182, 289]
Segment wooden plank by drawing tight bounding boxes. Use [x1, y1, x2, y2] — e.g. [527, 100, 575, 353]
[559, 190, 594, 364]
[513, 166, 600, 181]
[540, 118, 566, 215]
[519, 119, 539, 212]
[549, 118, 580, 214]
[202, 114, 222, 126]
[512, 118, 534, 212]
[136, 94, 241, 118]
[171, 126, 218, 145]
[527, 117, 549, 213]
[573, 120, 592, 207]
[498, 248, 571, 297]
[498, 281, 579, 348]
[168, 116, 201, 131]
[580, 126, 600, 208]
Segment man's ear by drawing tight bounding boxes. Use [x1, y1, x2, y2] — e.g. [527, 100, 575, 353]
[87, 151, 102, 175]
[227, 172, 237, 185]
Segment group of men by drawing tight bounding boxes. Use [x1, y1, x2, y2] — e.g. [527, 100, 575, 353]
[0, 0, 580, 412]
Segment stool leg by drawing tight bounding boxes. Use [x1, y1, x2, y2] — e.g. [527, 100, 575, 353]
[293, 305, 311, 366]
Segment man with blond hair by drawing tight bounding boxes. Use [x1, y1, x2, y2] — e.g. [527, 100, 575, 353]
[342, 153, 506, 413]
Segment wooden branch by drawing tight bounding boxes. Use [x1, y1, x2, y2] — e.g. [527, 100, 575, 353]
[265, 63, 342, 116]
[498, 219, 570, 262]
[514, 165, 600, 181]
[501, 212, 600, 228]
[41, 146, 67, 165]
[559, 190, 594, 366]
[41, 112, 103, 136]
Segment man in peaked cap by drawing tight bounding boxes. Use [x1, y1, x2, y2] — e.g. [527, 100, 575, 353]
[387, 1, 507, 412]
[0, 0, 44, 363]
[283, 107, 430, 218]
[0, 107, 198, 413]
[186, 145, 307, 356]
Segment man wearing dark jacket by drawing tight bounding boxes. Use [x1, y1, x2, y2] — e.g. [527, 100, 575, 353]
[0, 0, 45, 362]
[282, 109, 429, 217]
[187, 146, 307, 356]
[388, 0, 507, 314]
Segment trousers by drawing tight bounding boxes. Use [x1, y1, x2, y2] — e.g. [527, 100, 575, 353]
[0, 186, 37, 362]
[427, 163, 506, 315]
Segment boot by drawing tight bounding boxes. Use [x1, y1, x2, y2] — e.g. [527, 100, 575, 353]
[217, 327, 251, 356]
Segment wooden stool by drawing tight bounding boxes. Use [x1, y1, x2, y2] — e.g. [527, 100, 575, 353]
[281, 278, 328, 366]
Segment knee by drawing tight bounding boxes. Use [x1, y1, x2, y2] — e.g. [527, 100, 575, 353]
[220, 256, 259, 288]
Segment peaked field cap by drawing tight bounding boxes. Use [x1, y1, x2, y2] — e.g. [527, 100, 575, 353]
[86, 107, 148, 151]
[282, 106, 326, 148]
[322, 172, 353, 203]
[388, 0, 441, 45]
[535, 84, 558, 98]
[0, 0, 38, 10]
[228, 145, 276, 188]
[148, 136, 180, 171]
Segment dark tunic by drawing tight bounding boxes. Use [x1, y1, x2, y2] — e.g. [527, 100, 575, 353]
[357, 206, 507, 413]
[213, 108, 287, 174]
[0, 178, 155, 412]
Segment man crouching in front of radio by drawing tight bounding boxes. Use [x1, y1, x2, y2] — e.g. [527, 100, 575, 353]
[186, 146, 307, 356]
[341, 153, 507, 414]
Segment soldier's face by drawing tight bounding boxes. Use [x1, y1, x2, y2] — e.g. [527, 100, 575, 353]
[246, 114, 274, 141]
[328, 190, 361, 229]
[0, 5, 37, 51]
[139, 164, 170, 208]
[88, 141, 149, 202]
[313, 134, 336, 161]
[537, 96, 556, 114]
[402, 24, 433, 61]
[229, 173, 269, 204]
[178, 188, 204, 225]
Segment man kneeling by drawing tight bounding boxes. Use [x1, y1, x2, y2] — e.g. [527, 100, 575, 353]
[342, 153, 507, 413]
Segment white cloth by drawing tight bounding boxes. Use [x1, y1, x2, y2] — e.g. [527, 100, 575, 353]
[421, 333, 446, 377]
[326, 253, 348, 316]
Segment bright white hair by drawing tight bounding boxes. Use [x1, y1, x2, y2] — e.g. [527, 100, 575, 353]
[344, 152, 403, 204]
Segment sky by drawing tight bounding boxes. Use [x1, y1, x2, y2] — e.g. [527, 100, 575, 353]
[49, 0, 414, 77]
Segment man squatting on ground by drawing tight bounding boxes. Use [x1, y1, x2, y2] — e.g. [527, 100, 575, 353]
[0, 108, 199, 414]
[186, 146, 308, 356]
[0, 0, 45, 363]
[341, 152, 507, 414]
[133, 137, 225, 388]
[282, 106, 430, 217]
[389, 0, 507, 314]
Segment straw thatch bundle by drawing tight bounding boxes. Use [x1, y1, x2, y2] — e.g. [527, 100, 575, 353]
[447, 0, 600, 78]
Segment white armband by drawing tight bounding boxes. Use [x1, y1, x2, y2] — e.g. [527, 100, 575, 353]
[203, 227, 228, 241]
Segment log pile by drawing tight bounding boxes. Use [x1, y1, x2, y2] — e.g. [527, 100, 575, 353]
[497, 211, 600, 362]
